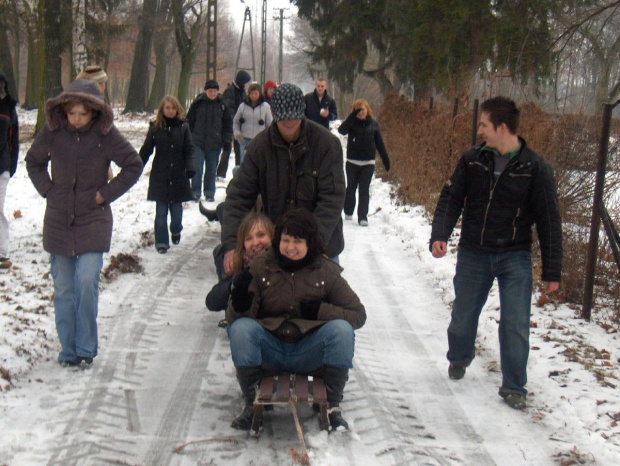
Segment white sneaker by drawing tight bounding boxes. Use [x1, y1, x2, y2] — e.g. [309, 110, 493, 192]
[359, 220, 369, 227]
[344, 215, 352, 220]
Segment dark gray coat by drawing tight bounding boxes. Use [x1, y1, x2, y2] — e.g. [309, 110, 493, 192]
[186, 93, 233, 150]
[221, 119, 346, 258]
[25, 79, 143, 256]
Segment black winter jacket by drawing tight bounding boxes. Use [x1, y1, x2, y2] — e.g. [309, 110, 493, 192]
[223, 82, 246, 115]
[186, 93, 233, 150]
[139, 117, 196, 203]
[430, 139, 562, 282]
[222, 119, 346, 258]
[304, 90, 338, 128]
[0, 89, 19, 177]
[338, 113, 390, 170]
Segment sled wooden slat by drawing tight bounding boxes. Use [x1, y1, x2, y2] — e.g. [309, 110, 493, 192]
[257, 376, 275, 402]
[294, 375, 309, 402]
[275, 374, 291, 401]
[310, 378, 327, 404]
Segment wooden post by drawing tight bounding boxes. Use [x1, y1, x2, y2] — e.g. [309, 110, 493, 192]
[452, 98, 459, 119]
[582, 103, 613, 320]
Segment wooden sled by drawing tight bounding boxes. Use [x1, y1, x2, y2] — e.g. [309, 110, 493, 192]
[251, 373, 329, 438]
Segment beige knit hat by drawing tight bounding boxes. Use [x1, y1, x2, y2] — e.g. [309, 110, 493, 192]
[76, 65, 108, 84]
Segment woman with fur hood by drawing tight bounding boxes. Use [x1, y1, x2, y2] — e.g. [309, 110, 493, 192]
[25, 79, 143, 368]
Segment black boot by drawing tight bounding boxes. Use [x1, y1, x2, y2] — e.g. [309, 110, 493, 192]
[231, 366, 261, 430]
[199, 201, 219, 222]
[323, 366, 350, 431]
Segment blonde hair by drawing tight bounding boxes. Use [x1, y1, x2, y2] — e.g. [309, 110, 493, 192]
[352, 99, 373, 118]
[155, 95, 185, 129]
[233, 212, 274, 274]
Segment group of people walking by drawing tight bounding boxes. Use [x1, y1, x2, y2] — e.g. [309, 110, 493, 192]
[2, 61, 562, 435]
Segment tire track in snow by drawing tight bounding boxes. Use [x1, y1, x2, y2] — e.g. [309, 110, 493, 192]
[46, 230, 220, 465]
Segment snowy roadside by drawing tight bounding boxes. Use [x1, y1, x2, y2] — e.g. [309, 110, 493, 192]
[0, 109, 618, 464]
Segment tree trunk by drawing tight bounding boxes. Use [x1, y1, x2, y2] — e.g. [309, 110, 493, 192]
[72, 0, 87, 78]
[172, 0, 205, 107]
[35, 0, 63, 133]
[147, 0, 173, 112]
[0, 28, 17, 99]
[124, 0, 158, 113]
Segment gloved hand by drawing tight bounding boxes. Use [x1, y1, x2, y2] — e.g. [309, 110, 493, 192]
[230, 270, 254, 312]
[383, 158, 390, 172]
[223, 142, 232, 152]
[186, 170, 196, 179]
[300, 299, 321, 320]
[351, 108, 362, 117]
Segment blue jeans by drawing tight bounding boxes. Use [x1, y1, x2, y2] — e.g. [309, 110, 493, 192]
[239, 137, 252, 165]
[447, 248, 532, 395]
[50, 252, 104, 363]
[227, 317, 355, 372]
[155, 201, 183, 250]
[191, 144, 221, 198]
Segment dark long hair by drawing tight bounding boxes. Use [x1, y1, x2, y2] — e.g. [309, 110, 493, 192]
[272, 208, 324, 266]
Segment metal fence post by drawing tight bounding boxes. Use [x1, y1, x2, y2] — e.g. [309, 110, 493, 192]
[582, 103, 613, 320]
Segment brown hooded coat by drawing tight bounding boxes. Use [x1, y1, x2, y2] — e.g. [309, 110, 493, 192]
[25, 79, 143, 256]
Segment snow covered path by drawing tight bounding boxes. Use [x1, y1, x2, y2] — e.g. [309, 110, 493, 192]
[2, 199, 558, 465]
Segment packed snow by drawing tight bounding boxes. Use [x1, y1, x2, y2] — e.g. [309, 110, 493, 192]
[0, 109, 618, 465]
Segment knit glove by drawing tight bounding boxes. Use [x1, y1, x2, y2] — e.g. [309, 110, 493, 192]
[383, 158, 391, 172]
[300, 299, 321, 320]
[223, 142, 232, 152]
[230, 270, 254, 313]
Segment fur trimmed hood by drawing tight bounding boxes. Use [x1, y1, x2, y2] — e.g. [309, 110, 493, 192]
[45, 79, 114, 134]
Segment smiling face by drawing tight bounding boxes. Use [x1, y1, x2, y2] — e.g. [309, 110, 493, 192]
[66, 103, 93, 129]
[279, 233, 308, 261]
[162, 100, 178, 118]
[276, 119, 302, 143]
[355, 104, 368, 119]
[244, 222, 272, 256]
[477, 112, 501, 149]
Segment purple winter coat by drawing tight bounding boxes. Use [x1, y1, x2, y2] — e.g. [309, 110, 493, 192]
[25, 79, 143, 256]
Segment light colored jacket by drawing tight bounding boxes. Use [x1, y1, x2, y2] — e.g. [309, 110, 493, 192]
[233, 100, 272, 140]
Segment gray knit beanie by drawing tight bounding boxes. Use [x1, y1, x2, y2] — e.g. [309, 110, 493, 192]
[270, 83, 306, 122]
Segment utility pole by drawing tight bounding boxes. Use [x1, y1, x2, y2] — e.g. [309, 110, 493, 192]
[206, 0, 217, 80]
[273, 8, 289, 84]
[236, 6, 256, 80]
[260, 0, 267, 85]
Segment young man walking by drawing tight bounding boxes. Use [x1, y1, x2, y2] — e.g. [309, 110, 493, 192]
[430, 96, 562, 410]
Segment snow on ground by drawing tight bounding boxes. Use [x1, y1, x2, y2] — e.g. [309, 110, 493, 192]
[0, 109, 618, 465]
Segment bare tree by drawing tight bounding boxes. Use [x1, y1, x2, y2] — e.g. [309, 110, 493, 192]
[171, 0, 207, 105]
[124, 0, 157, 113]
[72, 0, 87, 77]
